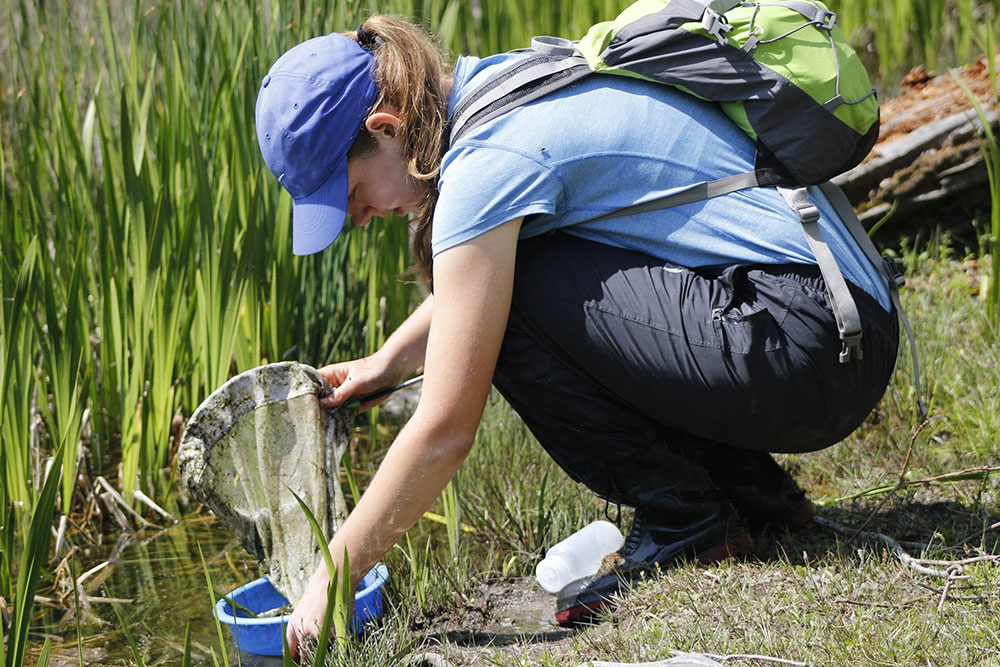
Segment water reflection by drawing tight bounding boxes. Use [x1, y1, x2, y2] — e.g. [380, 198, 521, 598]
[30, 515, 261, 666]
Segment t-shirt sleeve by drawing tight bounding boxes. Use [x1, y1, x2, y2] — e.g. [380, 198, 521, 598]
[431, 142, 566, 256]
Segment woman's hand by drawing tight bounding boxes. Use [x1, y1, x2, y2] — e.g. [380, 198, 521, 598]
[284, 567, 329, 661]
[285, 562, 352, 662]
[285, 551, 362, 661]
[315, 295, 435, 411]
[316, 355, 402, 411]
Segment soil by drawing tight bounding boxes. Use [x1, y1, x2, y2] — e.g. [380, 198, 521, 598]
[414, 577, 581, 665]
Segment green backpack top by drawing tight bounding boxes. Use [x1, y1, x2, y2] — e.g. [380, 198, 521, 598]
[450, 0, 879, 186]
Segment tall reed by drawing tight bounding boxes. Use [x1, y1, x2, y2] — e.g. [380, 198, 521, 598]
[3, 449, 62, 667]
[835, 0, 997, 94]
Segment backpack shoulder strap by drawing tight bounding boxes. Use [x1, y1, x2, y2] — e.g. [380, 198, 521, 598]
[778, 186, 864, 364]
[448, 53, 591, 148]
[817, 181, 928, 418]
[583, 171, 761, 224]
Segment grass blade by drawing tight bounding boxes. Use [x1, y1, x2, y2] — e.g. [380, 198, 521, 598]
[214, 586, 258, 618]
[281, 628, 296, 667]
[4, 445, 62, 667]
[111, 601, 145, 667]
[197, 542, 231, 667]
[182, 623, 193, 667]
[36, 638, 52, 667]
[288, 487, 354, 661]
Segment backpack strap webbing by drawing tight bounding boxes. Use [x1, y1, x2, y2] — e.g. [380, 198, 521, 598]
[818, 181, 928, 418]
[448, 54, 591, 147]
[778, 186, 863, 364]
[583, 171, 761, 223]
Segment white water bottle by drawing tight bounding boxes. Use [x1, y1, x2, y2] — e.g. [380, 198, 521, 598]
[535, 520, 625, 594]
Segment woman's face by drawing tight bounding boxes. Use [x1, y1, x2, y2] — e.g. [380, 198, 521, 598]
[346, 111, 423, 227]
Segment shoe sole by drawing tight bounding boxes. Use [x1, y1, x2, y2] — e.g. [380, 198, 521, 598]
[555, 596, 612, 625]
[554, 531, 754, 626]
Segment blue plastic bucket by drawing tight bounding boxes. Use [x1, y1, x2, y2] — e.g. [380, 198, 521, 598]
[214, 564, 389, 656]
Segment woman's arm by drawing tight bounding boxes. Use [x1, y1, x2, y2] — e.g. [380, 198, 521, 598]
[286, 218, 522, 659]
[377, 293, 433, 378]
[318, 294, 433, 409]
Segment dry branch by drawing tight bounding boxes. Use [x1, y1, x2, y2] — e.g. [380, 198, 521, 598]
[815, 515, 958, 577]
[827, 465, 1000, 505]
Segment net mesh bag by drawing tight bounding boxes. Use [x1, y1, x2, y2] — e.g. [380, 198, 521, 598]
[178, 361, 352, 602]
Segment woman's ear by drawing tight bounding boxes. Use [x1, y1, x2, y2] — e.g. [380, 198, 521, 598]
[365, 109, 402, 140]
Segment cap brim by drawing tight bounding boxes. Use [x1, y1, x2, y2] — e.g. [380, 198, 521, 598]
[291, 164, 348, 256]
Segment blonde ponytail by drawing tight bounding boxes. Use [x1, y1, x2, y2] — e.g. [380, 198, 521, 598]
[346, 16, 451, 280]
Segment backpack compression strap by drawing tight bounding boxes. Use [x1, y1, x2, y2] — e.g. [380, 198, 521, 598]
[778, 186, 863, 364]
[817, 182, 928, 418]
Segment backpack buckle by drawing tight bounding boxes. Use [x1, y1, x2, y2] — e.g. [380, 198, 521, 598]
[530, 35, 577, 57]
[839, 330, 863, 363]
[817, 9, 837, 30]
[702, 10, 734, 45]
[882, 255, 906, 290]
[795, 203, 820, 224]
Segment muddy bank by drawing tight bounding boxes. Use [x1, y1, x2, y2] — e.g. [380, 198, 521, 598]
[412, 577, 581, 665]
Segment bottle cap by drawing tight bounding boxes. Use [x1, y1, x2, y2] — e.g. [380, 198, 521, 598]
[535, 556, 572, 594]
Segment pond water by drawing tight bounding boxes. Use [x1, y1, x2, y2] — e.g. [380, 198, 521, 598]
[27, 515, 281, 666]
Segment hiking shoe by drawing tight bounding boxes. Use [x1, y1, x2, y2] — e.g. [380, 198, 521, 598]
[554, 508, 753, 626]
[723, 472, 815, 534]
[696, 447, 816, 535]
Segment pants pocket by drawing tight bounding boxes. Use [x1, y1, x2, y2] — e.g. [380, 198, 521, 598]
[712, 267, 795, 355]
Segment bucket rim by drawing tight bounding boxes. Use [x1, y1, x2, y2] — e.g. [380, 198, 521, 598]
[213, 563, 389, 627]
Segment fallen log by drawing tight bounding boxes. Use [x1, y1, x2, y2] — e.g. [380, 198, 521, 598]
[834, 49, 1000, 239]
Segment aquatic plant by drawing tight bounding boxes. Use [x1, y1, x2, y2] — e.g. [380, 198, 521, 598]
[3, 449, 62, 667]
[197, 542, 232, 667]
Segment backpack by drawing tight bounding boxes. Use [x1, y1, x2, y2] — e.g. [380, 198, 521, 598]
[447, 0, 925, 416]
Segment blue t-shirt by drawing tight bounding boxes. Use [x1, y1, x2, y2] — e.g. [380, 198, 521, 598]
[433, 53, 891, 311]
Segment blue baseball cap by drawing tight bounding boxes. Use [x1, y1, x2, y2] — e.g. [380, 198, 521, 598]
[255, 33, 378, 255]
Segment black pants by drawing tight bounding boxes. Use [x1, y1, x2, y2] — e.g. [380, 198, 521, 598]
[492, 233, 898, 509]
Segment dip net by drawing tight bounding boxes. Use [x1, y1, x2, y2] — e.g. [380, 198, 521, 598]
[178, 362, 352, 602]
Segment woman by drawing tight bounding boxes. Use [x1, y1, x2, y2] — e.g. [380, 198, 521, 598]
[254, 15, 897, 658]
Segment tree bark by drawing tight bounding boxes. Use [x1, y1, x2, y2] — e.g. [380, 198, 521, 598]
[834, 51, 999, 240]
